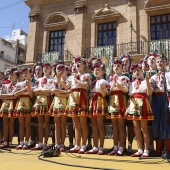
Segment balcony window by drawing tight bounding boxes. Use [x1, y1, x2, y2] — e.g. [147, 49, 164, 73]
[150, 14, 170, 40]
[97, 22, 116, 47]
[49, 30, 65, 52]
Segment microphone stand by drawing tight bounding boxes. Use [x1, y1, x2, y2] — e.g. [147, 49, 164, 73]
[139, 53, 170, 163]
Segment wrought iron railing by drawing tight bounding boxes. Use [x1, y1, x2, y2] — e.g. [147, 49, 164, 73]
[86, 41, 148, 58]
[86, 39, 170, 59]
[150, 39, 170, 58]
[37, 50, 72, 63]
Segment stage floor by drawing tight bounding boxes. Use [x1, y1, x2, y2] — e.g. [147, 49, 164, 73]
[0, 137, 169, 170]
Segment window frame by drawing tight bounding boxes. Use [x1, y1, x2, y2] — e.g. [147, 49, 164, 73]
[97, 22, 117, 47]
[150, 13, 170, 40]
[48, 29, 65, 52]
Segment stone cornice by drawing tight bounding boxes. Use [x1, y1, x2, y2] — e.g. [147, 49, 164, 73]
[92, 4, 120, 22]
[128, 0, 136, 7]
[25, 0, 67, 7]
[145, 0, 170, 15]
[44, 12, 69, 30]
[73, 0, 87, 14]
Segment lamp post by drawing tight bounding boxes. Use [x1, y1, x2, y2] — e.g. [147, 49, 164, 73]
[130, 21, 133, 53]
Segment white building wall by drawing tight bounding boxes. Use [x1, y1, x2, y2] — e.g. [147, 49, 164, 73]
[0, 38, 17, 72]
[12, 29, 27, 45]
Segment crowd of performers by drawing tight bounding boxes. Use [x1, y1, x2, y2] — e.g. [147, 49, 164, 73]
[0, 52, 170, 158]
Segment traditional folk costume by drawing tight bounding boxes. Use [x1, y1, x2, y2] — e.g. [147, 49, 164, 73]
[65, 73, 91, 117]
[150, 71, 170, 139]
[107, 74, 130, 119]
[49, 79, 68, 117]
[49, 65, 69, 117]
[126, 64, 154, 120]
[0, 82, 17, 118]
[88, 61, 109, 118]
[150, 71, 170, 155]
[32, 76, 54, 116]
[14, 80, 34, 117]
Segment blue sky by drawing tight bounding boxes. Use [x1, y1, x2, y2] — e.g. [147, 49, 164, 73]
[0, 0, 30, 38]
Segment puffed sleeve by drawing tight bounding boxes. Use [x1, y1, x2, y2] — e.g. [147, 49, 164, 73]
[1, 84, 7, 94]
[120, 76, 130, 89]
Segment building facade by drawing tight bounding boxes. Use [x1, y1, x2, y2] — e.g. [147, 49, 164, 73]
[0, 29, 27, 72]
[24, 0, 170, 71]
[0, 38, 17, 72]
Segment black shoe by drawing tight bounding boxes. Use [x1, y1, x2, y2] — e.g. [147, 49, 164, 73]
[86, 144, 92, 150]
[68, 144, 74, 150]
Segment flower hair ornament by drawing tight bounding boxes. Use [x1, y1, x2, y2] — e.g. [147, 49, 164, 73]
[43, 62, 51, 67]
[120, 54, 134, 63]
[130, 63, 142, 71]
[142, 53, 158, 62]
[120, 54, 134, 71]
[73, 57, 86, 65]
[9, 67, 18, 74]
[112, 58, 122, 65]
[87, 57, 102, 70]
[34, 61, 43, 67]
[52, 60, 64, 67]
[21, 67, 28, 73]
[56, 64, 65, 71]
[92, 62, 105, 70]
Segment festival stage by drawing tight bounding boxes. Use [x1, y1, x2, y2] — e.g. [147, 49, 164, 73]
[0, 137, 169, 170]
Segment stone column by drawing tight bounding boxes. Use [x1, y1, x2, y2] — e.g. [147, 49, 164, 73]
[25, 9, 41, 64]
[73, 0, 87, 56]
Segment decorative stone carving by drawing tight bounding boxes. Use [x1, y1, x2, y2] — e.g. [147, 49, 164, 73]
[92, 4, 120, 21]
[73, 0, 87, 14]
[29, 9, 40, 22]
[44, 12, 69, 29]
[128, 0, 136, 6]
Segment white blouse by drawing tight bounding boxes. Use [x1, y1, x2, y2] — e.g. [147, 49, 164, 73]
[150, 71, 165, 93]
[129, 80, 147, 96]
[34, 76, 54, 90]
[109, 74, 130, 91]
[14, 80, 34, 92]
[90, 79, 109, 93]
[67, 73, 92, 90]
[53, 78, 70, 90]
[1, 82, 17, 94]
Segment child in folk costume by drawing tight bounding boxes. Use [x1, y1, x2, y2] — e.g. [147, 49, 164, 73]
[140, 59, 149, 73]
[33, 62, 44, 81]
[29, 62, 44, 148]
[14, 68, 34, 149]
[49, 64, 69, 151]
[150, 56, 170, 156]
[107, 58, 130, 156]
[58, 57, 91, 154]
[0, 68, 20, 148]
[0, 71, 5, 142]
[126, 64, 154, 157]
[145, 52, 158, 77]
[145, 53, 158, 153]
[120, 54, 135, 154]
[85, 61, 109, 155]
[32, 63, 54, 150]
